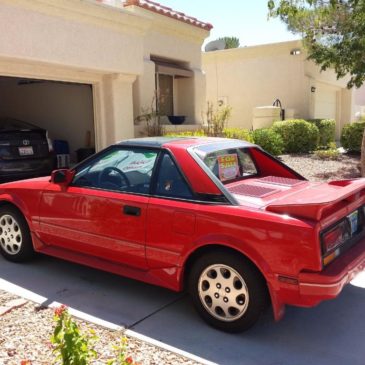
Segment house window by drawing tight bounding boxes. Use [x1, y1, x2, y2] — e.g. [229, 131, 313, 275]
[157, 74, 174, 116]
[151, 56, 193, 118]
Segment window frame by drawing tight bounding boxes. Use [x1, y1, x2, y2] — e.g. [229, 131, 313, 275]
[150, 149, 230, 205]
[70, 145, 161, 196]
[150, 150, 195, 200]
[156, 73, 174, 116]
[190, 143, 260, 184]
[68, 144, 230, 205]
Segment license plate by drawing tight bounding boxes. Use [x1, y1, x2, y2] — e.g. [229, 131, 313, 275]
[18, 146, 34, 156]
[347, 210, 358, 235]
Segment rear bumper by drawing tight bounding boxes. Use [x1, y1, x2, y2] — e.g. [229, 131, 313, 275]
[0, 156, 54, 182]
[297, 235, 365, 304]
[270, 235, 365, 320]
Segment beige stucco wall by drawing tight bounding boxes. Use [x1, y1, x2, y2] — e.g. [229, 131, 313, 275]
[354, 86, 365, 118]
[203, 41, 310, 129]
[203, 40, 355, 136]
[0, 0, 149, 74]
[355, 86, 365, 106]
[0, 0, 151, 150]
[304, 57, 354, 138]
[125, 5, 209, 126]
[0, 0, 209, 146]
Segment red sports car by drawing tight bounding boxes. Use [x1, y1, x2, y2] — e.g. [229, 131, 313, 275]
[0, 137, 365, 332]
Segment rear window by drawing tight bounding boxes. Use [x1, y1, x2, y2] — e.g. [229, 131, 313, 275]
[0, 119, 40, 131]
[194, 144, 258, 184]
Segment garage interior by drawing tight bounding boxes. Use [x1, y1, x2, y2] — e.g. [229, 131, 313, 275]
[0, 76, 95, 167]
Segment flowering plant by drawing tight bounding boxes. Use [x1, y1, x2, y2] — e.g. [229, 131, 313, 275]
[51, 305, 138, 365]
[51, 304, 97, 365]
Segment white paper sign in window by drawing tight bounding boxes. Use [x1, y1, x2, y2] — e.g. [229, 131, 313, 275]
[217, 154, 239, 181]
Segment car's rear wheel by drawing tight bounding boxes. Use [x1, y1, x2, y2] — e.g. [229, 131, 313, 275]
[188, 250, 268, 333]
[0, 206, 34, 262]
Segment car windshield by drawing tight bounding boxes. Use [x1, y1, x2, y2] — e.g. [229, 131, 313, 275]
[193, 142, 258, 184]
[73, 147, 158, 188]
[0, 118, 39, 131]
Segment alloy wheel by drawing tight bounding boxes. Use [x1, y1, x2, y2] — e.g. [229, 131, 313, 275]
[198, 264, 250, 322]
[0, 214, 22, 255]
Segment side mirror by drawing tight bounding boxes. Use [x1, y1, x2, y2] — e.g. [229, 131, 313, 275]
[50, 169, 75, 185]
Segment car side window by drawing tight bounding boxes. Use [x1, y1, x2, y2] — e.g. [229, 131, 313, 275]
[72, 147, 158, 194]
[154, 153, 194, 199]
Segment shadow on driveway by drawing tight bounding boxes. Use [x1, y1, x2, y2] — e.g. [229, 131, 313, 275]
[0, 255, 364, 365]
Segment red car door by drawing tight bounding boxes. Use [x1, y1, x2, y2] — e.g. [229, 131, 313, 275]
[38, 146, 159, 269]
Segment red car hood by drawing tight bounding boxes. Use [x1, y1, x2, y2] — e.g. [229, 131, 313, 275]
[0, 176, 51, 190]
[229, 177, 365, 221]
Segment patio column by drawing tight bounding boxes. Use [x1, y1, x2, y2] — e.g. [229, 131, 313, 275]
[133, 58, 156, 119]
[192, 68, 206, 124]
[98, 73, 137, 148]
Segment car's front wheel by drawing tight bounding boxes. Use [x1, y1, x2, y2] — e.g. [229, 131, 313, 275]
[188, 250, 268, 332]
[0, 206, 34, 262]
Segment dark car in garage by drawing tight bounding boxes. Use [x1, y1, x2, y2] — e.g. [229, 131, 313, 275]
[0, 118, 54, 182]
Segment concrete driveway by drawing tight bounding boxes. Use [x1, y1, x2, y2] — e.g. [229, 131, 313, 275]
[0, 254, 364, 365]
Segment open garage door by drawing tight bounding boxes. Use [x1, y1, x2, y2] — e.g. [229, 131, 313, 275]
[0, 76, 95, 168]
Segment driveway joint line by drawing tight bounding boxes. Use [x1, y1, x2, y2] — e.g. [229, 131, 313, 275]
[127, 292, 188, 329]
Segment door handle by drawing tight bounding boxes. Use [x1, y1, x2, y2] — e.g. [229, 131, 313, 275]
[123, 205, 141, 217]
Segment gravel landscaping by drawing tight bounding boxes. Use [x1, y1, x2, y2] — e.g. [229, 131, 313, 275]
[279, 153, 361, 181]
[0, 290, 201, 365]
[0, 153, 362, 365]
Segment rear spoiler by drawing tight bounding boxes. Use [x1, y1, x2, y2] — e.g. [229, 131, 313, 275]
[266, 179, 365, 220]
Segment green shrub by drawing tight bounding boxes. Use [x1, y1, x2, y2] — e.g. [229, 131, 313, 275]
[273, 119, 320, 153]
[314, 149, 340, 160]
[223, 127, 254, 142]
[307, 119, 336, 147]
[252, 128, 284, 155]
[314, 142, 340, 160]
[341, 121, 365, 152]
[164, 129, 206, 137]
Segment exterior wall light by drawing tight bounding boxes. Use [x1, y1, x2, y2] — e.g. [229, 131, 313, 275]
[290, 49, 301, 55]
[311, 86, 316, 93]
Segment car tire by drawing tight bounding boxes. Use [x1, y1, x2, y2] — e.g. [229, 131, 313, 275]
[0, 206, 34, 262]
[188, 250, 268, 333]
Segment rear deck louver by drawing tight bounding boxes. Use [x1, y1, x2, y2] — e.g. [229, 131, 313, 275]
[258, 176, 305, 187]
[229, 184, 277, 198]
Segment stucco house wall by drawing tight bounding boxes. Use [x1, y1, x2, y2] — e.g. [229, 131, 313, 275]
[202, 40, 358, 139]
[123, 1, 210, 133]
[0, 0, 210, 150]
[354, 87, 365, 118]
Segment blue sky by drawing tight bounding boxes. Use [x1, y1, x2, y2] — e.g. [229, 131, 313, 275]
[162, 1, 300, 47]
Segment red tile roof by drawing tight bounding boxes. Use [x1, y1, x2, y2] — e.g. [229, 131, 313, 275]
[123, 0, 213, 31]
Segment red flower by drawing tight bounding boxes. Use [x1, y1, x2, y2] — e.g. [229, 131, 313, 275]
[21, 360, 31, 365]
[125, 357, 133, 364]
[54, 304, 68, 317]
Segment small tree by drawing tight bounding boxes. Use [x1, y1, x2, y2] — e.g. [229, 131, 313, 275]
[134, 93, 165, 136]
[268, 0, 365, 174]
[203, 102, 232, 137]
[218, 36, 240, 49]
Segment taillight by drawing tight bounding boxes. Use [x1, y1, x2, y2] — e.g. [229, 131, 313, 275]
[321, 208, 363, 266]
[322, 220, 351, 255]
[46, 131, 53, 152]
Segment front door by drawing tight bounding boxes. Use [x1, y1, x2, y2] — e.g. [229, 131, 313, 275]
[38, 146, 159, 269]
